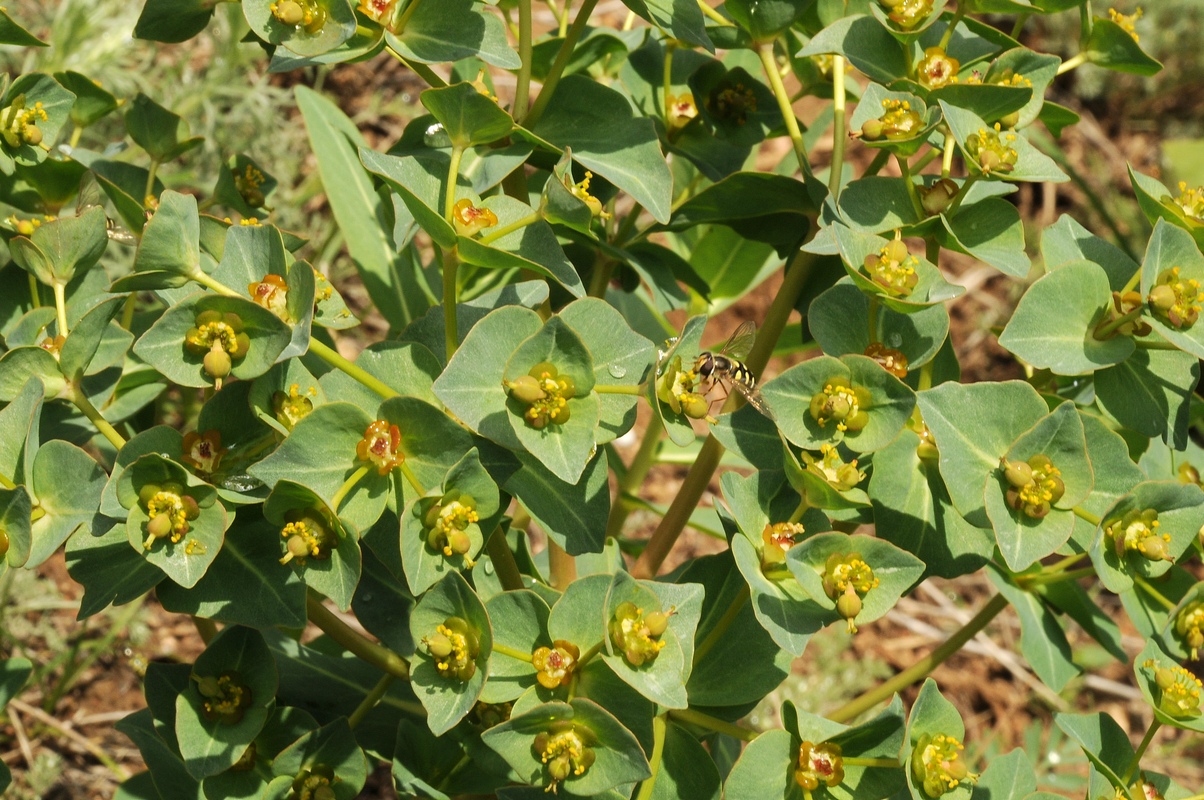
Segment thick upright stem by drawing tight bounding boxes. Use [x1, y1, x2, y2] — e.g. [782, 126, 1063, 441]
[828, 56, 847, 198]
[605, 415, 664, 539]
[306, 593, 410, 680]
[70, 386, 127, 450]
[308, 338, 399, 400]
[633, 715, 668, 800]
[52, 281, 69, 337]
[487, 526, 526, 591]
[548, 541, 577, 590]
[758, 42, 810, 176]
[513, 0, 533, 120]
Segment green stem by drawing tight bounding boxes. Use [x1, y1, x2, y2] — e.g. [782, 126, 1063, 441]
[445, 146, 464, 222]
[144, 159, 160, 206]
[1121, 719, 1161, 786]
[937, 9, 964, 51]
[1072, 506, 1101, 526]
[52, 281, 69, 337]
[1135, 339, 1181, 351]
[634, 715, 668, 800]
[548, 540, 576, 590]
[896, 154, 925, 219]
[477, 211, 543, 245]
[941, 130, 955, 178]
[1057, 52, 1088, 75]
[758, 42, 810, 176]
[864, 149, 890, 177]
[70, 386, 127, 449]
[27, 272, 41, 308]
[192, 616, 217, 644]
[1094, 307, 1144, 339]
[697, 0, 732, 25]
[1122, 268, 1142, 296]
[631, 245, 820, 579]
[1011, 13, 1030, 39]
[946, 174, 979, 217]
[398, 461, 427, 496]
[513, 0, 533, 118]
[306, 592, 410, 679]
[524, 0, 601, 127]
[442, 246, 461, 360]
[1016, 566, 1096, 588]
[486, 526, 527, 591]
[307, 338, 400, 400]
[829, 55, 847, 198]
[1133, 574, 1177, 611]
[668, 708, 758, 742]
[910, 147, 941, 174]
[692, 583, 750, 667]
[843, 757, 902, 768]
[348, 674, 395, 729]
[605, 416, 664, 539]
[788, 496, 809, 524]
[394, 0, 423, 34]
[867, 295, 880, 345]
[492, 642, 534, 662]
[662, 40, 676, 125]
[332, 465, 371, 511]
[588, 258, 616, 298]
[576, 639, 605, 670]
[384, 46, 447, 87]
[827, 593, 1009, 723]
[190, 270, 240, 297]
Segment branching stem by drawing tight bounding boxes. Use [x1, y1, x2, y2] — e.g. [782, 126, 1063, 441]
[306, 592, 410, 680]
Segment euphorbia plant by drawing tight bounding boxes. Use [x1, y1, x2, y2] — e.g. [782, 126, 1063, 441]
[0, 0, 1202, 797]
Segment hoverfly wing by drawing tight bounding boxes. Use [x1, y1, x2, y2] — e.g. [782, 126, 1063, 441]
[76, 172, 138, 245]
[732, 380, 776, 421]
[721, 320, 757, 361]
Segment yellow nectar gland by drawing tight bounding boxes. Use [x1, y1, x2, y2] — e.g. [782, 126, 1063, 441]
[1169, 181, 1204, 222]
[534, 724, 596, 791]
[864, 236, 919, 297]
[272, 383, 316, 431]
[532, 640, 580, 690]
[865, 342, 909, 379]
[356, 419, 405, 474]
[249, 274, 290, 321]
[424, 617, 479, 682]
[916, 47, 959, 90]
[609, 601, 672, 667]
[233, 163, 267, 208]
[278, 509, 335, 565]
[140, 484, 200, 550]
[1109, 7, 1143, 41]
[1147, 659, 1202, 719]
[452, 197, 499, 237]
[911, 733, 974, 798]
[195, 671, 253, 725]
[1175, 600, 1204, 660]
[1106, 508, 1173, 563]
[1149, 266, 1204, 330]
[965, 124, 1018, 176]
[795, 741, 845, 791]
[666, 93, 698, 131]
[881, 0, 935, 29]
[1, 95, 48, 148]
[809, 379, 871, 433]
[569, 171, 610, 220]
[269, 0, 326, 32]
[359, 0, 399, 22]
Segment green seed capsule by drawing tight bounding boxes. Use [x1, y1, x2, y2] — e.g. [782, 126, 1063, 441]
[287, 535, 310, 558]
[508, 374, 546, 404]
[529, 361, 558, 379]
[836, 591, 862, 621]
[860, 119, 885, 140]
[139, 483, 162, 507]
[644, 611, 669, 637]
[426, 633, 453, 658]
[22, 124, 42, 146]
[0, 528, 10, 558]
[1149, 284, 1178, 313]
[204, 349, 232, 380]
[447, 530, 472, 555]
[147, 513, 174, 539]
[274, 0, 305, 25]
[1003, 459, 1034, 488]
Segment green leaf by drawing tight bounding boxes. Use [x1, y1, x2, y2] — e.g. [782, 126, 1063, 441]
[1129, 167, 1204, 252]
[528, 75, 674, 224]
[809, 281, 949, 368]
[175, 626, 278, 779]
[17, 205, 108, 286]
[134, 0, 215, 43]
[457, 195, 587, 297]
[940, 102, 1067, 183]
[409, 571, 492, 735]
[833, 225, 964, 311]
[649, 722, 722, 800]
[761, 354, 917, 454]
[315, 340, 440, 410]
[0, 346, 66, 401]
[1041, 214, 1139, 291]
[386, 0, 520, 68]
[0, 9, 47, 46]
[243, 0, 357, 58]
[721, 728, 795, 800]
[481, 699, 651, 795]
[65, 520, 165, 618]
[133, 190, 201, 277]
[116, 709, 202, 800]
[1037, 578, 1127, 664]
[798, 15, 909, 83]
[1084, 17, 1162, 76]
[60, 296, 127, 381]
[547, 573, 609, 648]
[988, 569, 1079, 691]
[1095, 347, 1197, 450]
[421, 83, 513, 148]
[731, 523, 827, 656]
[0, 487, 33, 575]
[971, 749, 1038, 800]
[1053, 712, 1135, 792]
[480, 590, 547, 703]
[119, 454, 226, 589]
[788, 532, 926, 627]
[836, 177, 924, 233]
[1090, 480, 1204, 593]
[1072, 413, 1145, 532]
[559, 298, 655, 444]
[1140, 220, 1204, 360]
[270, 718, 370, 799]
[505, 450, 610, 556]
[1, 74, 76, 166]
[622, 0, 712, 50]
[132, 292, 293, 388]
[298, 86, 429, 329]
[916, 380, 1048, 526]
[156, 519, 307, 630]
[124, 93, 203, 162]
[433, 305, 544, 451]
[939, 197, 1030, 277]
[28, 440, 106, 568]
[928, 84, 1032, 127]
[665, 172, 817, 256]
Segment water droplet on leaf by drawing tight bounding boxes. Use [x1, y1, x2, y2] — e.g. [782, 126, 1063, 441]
[607, 363, 627, 378]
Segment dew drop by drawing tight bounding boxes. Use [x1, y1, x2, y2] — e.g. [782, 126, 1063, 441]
[607, 363, 627, 378]
[423, 123, 451, 148]
[886, 332, 903, 348]
[483, 560, 495, 575]
[362, 593, 373, 603]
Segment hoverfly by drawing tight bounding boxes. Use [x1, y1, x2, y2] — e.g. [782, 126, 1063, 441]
[694, 320, 775, 419]
[75, 172, 138, 245]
